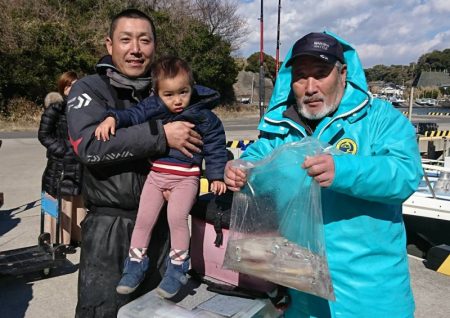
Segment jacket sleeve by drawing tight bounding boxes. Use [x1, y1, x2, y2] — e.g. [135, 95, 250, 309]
[38, 103, 66, 158]
[202, 111, 228, 181]
[240, 131, 280, 162]
[66, 78, 168, 166]
[111, 96, 160, 128]
[331, 104, 423, 204]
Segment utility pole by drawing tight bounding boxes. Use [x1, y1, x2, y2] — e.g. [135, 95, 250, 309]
[259, 0, 265, 119]
[408, 86, 414, 122]
[250, 73, 255, 104]
[275, 0, 281, 79]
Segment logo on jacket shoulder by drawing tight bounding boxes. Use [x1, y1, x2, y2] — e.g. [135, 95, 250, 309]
[336, 138, 357, 154]
[67, 93, 92, 111]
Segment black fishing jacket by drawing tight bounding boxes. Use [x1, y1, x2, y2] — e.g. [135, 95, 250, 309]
[66, 56, 167, 212]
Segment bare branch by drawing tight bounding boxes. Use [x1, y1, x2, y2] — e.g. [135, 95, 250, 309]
[191, 0, 249, 51]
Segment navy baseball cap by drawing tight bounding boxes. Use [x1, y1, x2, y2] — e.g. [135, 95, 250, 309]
[286, 32, 345, 66]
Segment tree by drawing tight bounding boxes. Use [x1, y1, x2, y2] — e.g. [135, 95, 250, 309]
[191, 0, 248, 51]
[178, 22, 239, 102]
[0, 0, 243, 114]
[149, 10, 239, 101]
[364, 64, 414, 86]
[0, 0, 110, 108]
[245, 52, 277, 80]
[417, 49, 450, 74]
[131, 0, 248, 52]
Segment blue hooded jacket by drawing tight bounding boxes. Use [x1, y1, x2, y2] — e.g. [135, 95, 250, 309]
[240, 31, 422, 317]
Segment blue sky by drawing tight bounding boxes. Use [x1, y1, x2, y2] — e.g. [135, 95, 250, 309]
[236, 0, 450, 68]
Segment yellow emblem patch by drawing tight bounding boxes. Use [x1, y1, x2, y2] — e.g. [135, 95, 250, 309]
[336, 138, 357, 154]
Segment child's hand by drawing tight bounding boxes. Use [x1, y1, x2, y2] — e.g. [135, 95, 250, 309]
[94, 116, 116, 141]
[210, 180, 227, 195]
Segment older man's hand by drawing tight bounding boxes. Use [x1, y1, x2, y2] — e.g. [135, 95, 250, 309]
[302, 154, 335, 187]
[224, 160, 247, 192]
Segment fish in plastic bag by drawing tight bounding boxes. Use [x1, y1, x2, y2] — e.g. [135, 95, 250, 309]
[223, 137, 340, 300]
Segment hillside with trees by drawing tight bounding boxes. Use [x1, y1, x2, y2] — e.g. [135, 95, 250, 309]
[2, 0, 449, 122]
[0, 0, 247, 119]
[364, 49, 450, 84]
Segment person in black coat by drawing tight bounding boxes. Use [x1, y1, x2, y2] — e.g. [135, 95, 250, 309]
[38, 71, 85, 250]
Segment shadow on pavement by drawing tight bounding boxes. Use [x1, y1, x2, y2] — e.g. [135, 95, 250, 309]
[0, 199, 40, 236]
[0, 276, 32, 318]
[0, 258, 78, 318]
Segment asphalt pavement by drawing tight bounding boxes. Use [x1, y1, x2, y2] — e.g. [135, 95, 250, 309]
[1, 119, 450, 317]
[0, 138, 79, 318]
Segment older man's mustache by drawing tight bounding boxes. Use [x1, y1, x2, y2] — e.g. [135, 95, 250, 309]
[301, 95, 324, 104]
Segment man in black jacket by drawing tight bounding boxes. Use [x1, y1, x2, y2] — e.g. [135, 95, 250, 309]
[67, 9, 202, 317]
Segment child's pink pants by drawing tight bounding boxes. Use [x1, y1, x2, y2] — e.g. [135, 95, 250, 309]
[130, 171, 199, 252]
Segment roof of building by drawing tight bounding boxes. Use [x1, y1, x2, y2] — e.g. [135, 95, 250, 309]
[412, 71, 450, 88]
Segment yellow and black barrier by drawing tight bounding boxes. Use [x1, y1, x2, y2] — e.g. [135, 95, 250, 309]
[200, 178, 210, 193]
[425, 245, 450, 276]
[423, 131, 450, 137]
[200, 140, 256, 193]
[427, 112, 450, 117]
[226, 139, 255, 149]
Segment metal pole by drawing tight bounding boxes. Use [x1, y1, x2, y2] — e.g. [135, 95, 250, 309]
[444, 137, 448, 157]
[275, 0, 281, 79]
[259, 0, 265, 119]
[250, 73, 255, 104]
[408, 86, 414, 122]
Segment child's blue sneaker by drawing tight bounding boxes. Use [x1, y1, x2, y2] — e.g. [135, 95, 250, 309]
[116, 256, 149, 294]
[156, 257, 190, 298]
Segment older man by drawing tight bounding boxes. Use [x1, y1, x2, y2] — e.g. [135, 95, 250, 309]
[67, 9, 202, 318]
[224, 32, 422, 317]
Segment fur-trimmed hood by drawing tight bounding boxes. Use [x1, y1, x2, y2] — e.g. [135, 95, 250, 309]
[44, 92, 64, 109]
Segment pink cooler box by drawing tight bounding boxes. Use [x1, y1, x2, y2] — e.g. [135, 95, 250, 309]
[190, 216, 275, 292]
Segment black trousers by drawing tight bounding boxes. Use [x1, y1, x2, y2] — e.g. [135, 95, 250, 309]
[75, 208, 169, 318]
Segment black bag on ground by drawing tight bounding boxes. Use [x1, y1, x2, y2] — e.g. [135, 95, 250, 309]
[190, 191, 233, 247]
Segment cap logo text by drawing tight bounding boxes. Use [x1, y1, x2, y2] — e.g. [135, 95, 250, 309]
[313, 41, 329, 51]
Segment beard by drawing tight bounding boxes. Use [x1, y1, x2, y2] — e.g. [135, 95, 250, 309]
[295, 94, 339, 120]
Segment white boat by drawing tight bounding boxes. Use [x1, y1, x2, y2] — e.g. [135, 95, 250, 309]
[403, 159, 450, 258]
[426, 98, 437, 106]
[416, 98, 426, 105]
[390, 95, 406, 106]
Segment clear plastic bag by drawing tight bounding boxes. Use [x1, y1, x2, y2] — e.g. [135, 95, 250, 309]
[223, 137, 339, 300]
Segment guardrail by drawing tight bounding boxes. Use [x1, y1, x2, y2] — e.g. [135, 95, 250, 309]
[226, 140, 255, 149]
[201, 140, 256, 193]
[401, 111, 450, 117]
[427, 112, 450, 117]
[423, 131, 450, 137]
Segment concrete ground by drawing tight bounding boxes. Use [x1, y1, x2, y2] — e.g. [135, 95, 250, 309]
[0, 138, 79, 318]
[1, 136, 450, 318]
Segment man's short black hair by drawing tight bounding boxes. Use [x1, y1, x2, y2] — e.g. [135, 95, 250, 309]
[109, 8, 156, 45]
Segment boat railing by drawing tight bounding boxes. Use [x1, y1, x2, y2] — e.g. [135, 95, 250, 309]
[403, 159, 450, 221]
